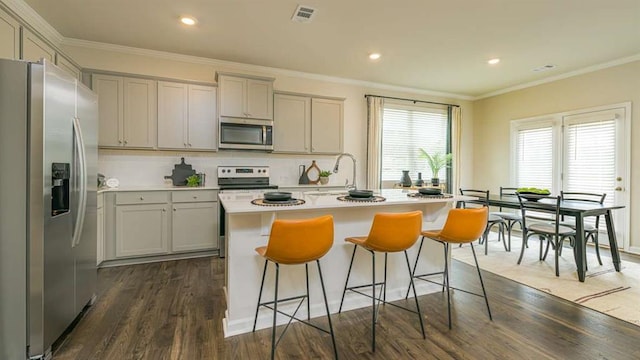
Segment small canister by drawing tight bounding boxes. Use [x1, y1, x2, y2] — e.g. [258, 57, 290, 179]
[197, 173, 206, 186]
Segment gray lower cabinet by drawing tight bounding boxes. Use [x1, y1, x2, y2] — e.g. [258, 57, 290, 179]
[115, 203, 170, 258]
[105, 190, 218, 263]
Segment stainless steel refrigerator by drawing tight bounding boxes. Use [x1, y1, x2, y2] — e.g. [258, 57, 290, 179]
[0, 59, 98, 360]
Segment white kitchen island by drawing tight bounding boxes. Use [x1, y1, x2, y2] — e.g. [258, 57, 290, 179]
[219, 189, 471, 337]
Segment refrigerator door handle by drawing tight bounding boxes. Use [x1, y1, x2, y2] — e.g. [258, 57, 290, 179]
[72, 116, 87, 248]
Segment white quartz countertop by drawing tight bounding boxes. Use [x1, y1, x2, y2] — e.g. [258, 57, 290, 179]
[219, 189, 472, 214]
[98, 185, 220, 193]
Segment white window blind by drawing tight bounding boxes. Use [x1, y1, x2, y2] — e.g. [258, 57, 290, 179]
[381, 106, 448, 183]
[515, 127, 553, 190]
[565, 120, 616, 208]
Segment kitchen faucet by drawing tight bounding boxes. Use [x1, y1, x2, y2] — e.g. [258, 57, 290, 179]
[332, 153, 357, 190]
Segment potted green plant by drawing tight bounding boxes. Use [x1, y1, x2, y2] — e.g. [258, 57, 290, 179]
[418, 149, 452, 186]
[319, 170, 332, 185]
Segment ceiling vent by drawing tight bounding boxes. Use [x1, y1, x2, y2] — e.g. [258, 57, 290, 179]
[291, 5, 316, 23]
[532, 64, 556, 72]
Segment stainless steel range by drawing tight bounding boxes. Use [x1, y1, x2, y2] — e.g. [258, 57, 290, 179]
[218, 166, 278, 257]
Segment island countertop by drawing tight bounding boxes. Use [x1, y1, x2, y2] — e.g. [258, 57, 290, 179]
[219, 188, 473, 214]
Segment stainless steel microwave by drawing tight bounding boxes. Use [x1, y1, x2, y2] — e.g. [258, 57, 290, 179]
[219, 117, 273, 151]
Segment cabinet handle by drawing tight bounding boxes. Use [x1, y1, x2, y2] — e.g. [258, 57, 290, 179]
[173, 208, 176, 211]
[188, 143, 192, 147]
[184, 143, 187, 147]
[163, 208, 166, 212]
[193, 196, 197, 199]
[124, 140, 128, 145]
[118, 140, 122, 144]
[139, 196, 144, 200]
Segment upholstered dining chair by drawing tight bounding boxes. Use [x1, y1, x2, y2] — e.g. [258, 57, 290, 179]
[516, 194, 576, 277]
[458, 189, 507, 255]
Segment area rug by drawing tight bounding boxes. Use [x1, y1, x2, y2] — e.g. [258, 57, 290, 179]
[451, 235, 640, 326]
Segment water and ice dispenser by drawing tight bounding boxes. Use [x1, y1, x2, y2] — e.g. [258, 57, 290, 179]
[51, 162, 70, 216]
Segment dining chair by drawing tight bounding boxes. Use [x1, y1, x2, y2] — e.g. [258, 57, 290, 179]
[458, 189, 507, 255]
[516, 194, 576, 276]
[489, 187, 523, 251]
[558, 191, 607, 266]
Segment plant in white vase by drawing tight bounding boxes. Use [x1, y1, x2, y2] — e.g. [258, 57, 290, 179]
[319, 170, 331, 185]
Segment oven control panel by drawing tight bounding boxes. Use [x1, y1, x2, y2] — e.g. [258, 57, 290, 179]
[217, 166, 270, 179]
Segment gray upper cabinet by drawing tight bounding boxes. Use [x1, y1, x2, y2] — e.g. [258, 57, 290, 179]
[218, 73, 274, 120]
[158, 81, 217, 150]
[273, 92, 344, 154]
[0, 7, 19, 60]
[92, 74, 157, 149]
[20, 28, 55, 63]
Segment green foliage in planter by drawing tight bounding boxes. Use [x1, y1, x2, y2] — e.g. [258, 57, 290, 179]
[418, 149, 452, 179]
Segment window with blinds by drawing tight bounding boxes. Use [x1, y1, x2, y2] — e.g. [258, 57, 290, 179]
[515, 127, 553, 190]
[381, 105, 449, 183]
[564, 120, 616, 208]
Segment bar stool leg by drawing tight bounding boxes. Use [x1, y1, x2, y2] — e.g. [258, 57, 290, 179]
[316, 260, 339, 359]
[406, 237, 425, 299]
[338, 246, 357, 313]
[253, 259, 268, 332]
[444, 243, 452, 329]
[305, 263, 310, 320]
[383, 253, 388, 303]
[371, 250, 376, 353]
[404, 250, 426, 339]
[470, 245, 492, 321]
[271, 263, 280, 360]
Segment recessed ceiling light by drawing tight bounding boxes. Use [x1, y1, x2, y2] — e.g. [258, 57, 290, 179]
[180, 16, 197, 26]
[369, 53, 381, 60]
[488, 58, 500, 65]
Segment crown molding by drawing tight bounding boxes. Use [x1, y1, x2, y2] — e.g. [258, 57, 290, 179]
[476, 53, 640, 100]
[1, 0, 63, 45]
[62, 37, 474, 101]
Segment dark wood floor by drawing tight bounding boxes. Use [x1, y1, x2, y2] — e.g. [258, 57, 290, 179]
[53, 254, 640, 360]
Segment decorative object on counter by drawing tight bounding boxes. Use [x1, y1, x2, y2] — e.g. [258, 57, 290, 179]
[305, 160, 321, 185]
[415, 172, 424, 187]
[251, 198, 306, 206]
[319, 170, 332, 185]
[419, 149, 452, 186]
[105, 178, 119, 188]
[164, 157, 196, 186]
[298, 164, 310, 185]
[263, 191, 293, 201]
[97, 173, 106, 187]
[400, 170, 412, 187]
[333, 153, 357, 190]
[348, 189, 374, 198]
[197, 173, 206, 186]
[418, 187, 442, 195]
[186, 174, 201, 187]
[337, 195, 386, 202]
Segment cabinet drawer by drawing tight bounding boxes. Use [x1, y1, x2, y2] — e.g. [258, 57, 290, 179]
[116, 191, 168, 205]
[172, 190, 218, 203]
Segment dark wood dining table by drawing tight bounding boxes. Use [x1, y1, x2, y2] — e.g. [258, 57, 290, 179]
[463, 194, 624, 282]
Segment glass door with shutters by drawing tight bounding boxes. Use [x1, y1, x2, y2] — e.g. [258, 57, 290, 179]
[562, 107, 629, 248]
[512, 103, 630, 251]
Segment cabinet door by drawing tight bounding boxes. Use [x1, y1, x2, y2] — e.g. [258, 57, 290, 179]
[92, 74, 123, 147]
[96, 205, 104, 266]
[219, 75, 246, 118]
[246, 79, 273, 120]
[273, 94, 310, 153]
[188, 84, 217, 150]
[0, 8, 20, 60]
[56, 55, 82, 81]
[172, 202, 218, 252]
[123, 78, 156, 148]
[311, 98, 343, 154]
[21, 28, 55, 62]
[115, 203, 169, 257]
[157, 81, 188, 149]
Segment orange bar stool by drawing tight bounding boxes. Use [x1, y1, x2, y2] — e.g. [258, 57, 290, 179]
[337, 211, 425, 352]
[411, 207, 492, 329]
[252, 215, 338, 360]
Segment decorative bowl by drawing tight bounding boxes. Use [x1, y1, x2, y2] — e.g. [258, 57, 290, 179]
[348, 189, 374, 198]
[263, 191, 293, 201]
[517, 192, 546, 201]
[418, 187, 442, 195]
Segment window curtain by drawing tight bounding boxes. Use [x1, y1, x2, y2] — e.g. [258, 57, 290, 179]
[451, 106, 461, 193]
[366, 96, 384, 189]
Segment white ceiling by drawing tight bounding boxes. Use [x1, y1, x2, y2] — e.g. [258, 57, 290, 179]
[20, 0, 640, 97]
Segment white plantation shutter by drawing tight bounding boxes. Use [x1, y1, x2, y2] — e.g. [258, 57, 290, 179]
[381, 106, 448, 182]
[515, 127, 553, 190]
[564, 119, 616, 208]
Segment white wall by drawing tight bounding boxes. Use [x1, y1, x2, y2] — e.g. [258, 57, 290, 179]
[63, 43, 474, 189]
